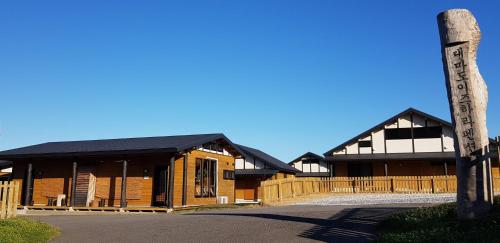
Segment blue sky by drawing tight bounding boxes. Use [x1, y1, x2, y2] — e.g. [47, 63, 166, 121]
[1, 1, 499, 161]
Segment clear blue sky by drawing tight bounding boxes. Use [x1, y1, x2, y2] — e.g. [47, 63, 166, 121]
[1, 1, 499, 162]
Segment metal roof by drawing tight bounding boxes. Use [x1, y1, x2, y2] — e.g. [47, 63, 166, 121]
[288, 152, 325, 165]
[236, 144, 300, 173]
[0, 133, 244, 159]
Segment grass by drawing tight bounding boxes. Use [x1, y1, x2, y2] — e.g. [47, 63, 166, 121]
[377, 196, 500, 243]
[0, 217, 59, 243]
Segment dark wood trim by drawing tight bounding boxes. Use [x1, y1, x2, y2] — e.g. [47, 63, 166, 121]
[370, 133, 374, 154]
[120, 160, 128, 208]
[444, 161, 448, 176]
[24, 163, 33, 206]
[384, 129, 388, 154]
[253, 157, 256, 170]
[182, 153, 188, 206]
[167, 156, 175, 209]
[384, 162, 388, 177]
[410, 113, 415, 154]
[396, 119, 399, 128]
[70, 161, 77, 207]
[440, 125, 445, 152]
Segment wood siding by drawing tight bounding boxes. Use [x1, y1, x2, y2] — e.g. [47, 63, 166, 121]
[11, 150, 236, 207]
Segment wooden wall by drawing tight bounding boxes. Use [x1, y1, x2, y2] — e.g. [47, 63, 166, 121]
[11, 149, 236, 207]
[334, 160, 500, 177]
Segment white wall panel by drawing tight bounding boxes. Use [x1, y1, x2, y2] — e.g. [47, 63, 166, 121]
[244, 158, 255, 169]
[386, 139, 413, 153]
[414, 138, 442, 152]
[359, 147, 372, 154]
[443, 127, 455, 152]
[294, 161, 303, 171]
[310, 163, 319, 172]
[235, 158, 245, 169]
[372, 130, 385, 154]
[302, 163, 311, 172]
[398, 115, 412, 128]
[346, 143, 358, 154]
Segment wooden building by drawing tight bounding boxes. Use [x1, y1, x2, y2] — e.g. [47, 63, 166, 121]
[0, 134, 246, 209]
[235, 144, 299, 202]
[289, 152, 333, 177]
[323, 108, 500, 177]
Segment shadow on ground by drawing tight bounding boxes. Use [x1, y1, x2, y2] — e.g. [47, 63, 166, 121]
[194, 207, 410, 242]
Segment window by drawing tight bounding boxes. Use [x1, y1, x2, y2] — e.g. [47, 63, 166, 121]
[195, 158, 217, 197]
[347, 163, 373, 177]
[385, 128, 412, 140]
[413, 127, 442, 139]
[223, 170, 235, 180]
[358, 140, 372, 147]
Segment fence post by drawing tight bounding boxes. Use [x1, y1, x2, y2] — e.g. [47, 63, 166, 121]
[12, 182, 19, 217]
[431, 178, 435, 193]
[278, 180, 283, 201]
[391, 177, 395, 193]
[1, 182, 6, 219]
[6, 182, 14, 218]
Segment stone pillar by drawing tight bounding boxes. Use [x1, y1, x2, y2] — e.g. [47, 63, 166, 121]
[24, 163, 33, 206]
[438, 9, 493, 219]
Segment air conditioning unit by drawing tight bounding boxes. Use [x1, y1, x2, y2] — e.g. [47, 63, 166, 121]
[218, 196, 228, 204]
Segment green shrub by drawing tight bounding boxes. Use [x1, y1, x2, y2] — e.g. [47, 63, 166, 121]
[377, 196, 500, 243]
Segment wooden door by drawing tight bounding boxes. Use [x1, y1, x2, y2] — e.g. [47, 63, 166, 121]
[243, 189, 255, 200]
[153, 166, 168, 206]
[74, 167, 94, 207]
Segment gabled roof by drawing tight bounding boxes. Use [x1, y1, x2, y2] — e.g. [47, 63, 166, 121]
[323, 108, 453, 156]
[236, 144, 300, 173]
[0, 133, 245, 159]
[289, 152, 324, 165]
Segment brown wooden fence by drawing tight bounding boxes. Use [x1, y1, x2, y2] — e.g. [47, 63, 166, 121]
[1, 181, 20, 219]
[261, 176, 500, 203]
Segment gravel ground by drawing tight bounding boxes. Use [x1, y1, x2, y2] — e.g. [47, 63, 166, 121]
[293, 193, 456, 206]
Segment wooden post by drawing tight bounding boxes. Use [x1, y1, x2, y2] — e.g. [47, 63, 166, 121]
[167, 156, 175, 209]
[70, 161, 77, 207]
[12, 182, 19, 217]
[24, 163, 32, 206]
[391, 177, 395, 193]
[438, 9, 493, 218]
[278, 180, 282, 201]
[7, 182, 14, 218]
[1, 182, 7, 219]
[182, 153, 188, 206]
[431, 178, 436, 193]
[120, 160, 128, 208]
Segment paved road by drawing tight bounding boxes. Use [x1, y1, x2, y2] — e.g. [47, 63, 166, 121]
[31, 204, 424, 243]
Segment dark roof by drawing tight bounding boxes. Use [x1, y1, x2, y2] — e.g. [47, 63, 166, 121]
[236, 144, 300, 173]
[289, 152, 324, 165]
[326, 152, 456, 162]
[0, 160, 12, 169]
[235, 169, 279, 176]
[0, 133, 244, 159]
[323, 108, 454, 156]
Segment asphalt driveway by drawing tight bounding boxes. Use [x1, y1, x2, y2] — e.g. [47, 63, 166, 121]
[30, 204, 424, 243]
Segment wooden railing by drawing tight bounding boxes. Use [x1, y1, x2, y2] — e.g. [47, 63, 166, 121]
[261, 176, 500, 203]
[1, 181, 20, 219]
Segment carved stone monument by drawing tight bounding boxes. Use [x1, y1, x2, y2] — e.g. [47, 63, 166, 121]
[437, 9, 493, 219]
